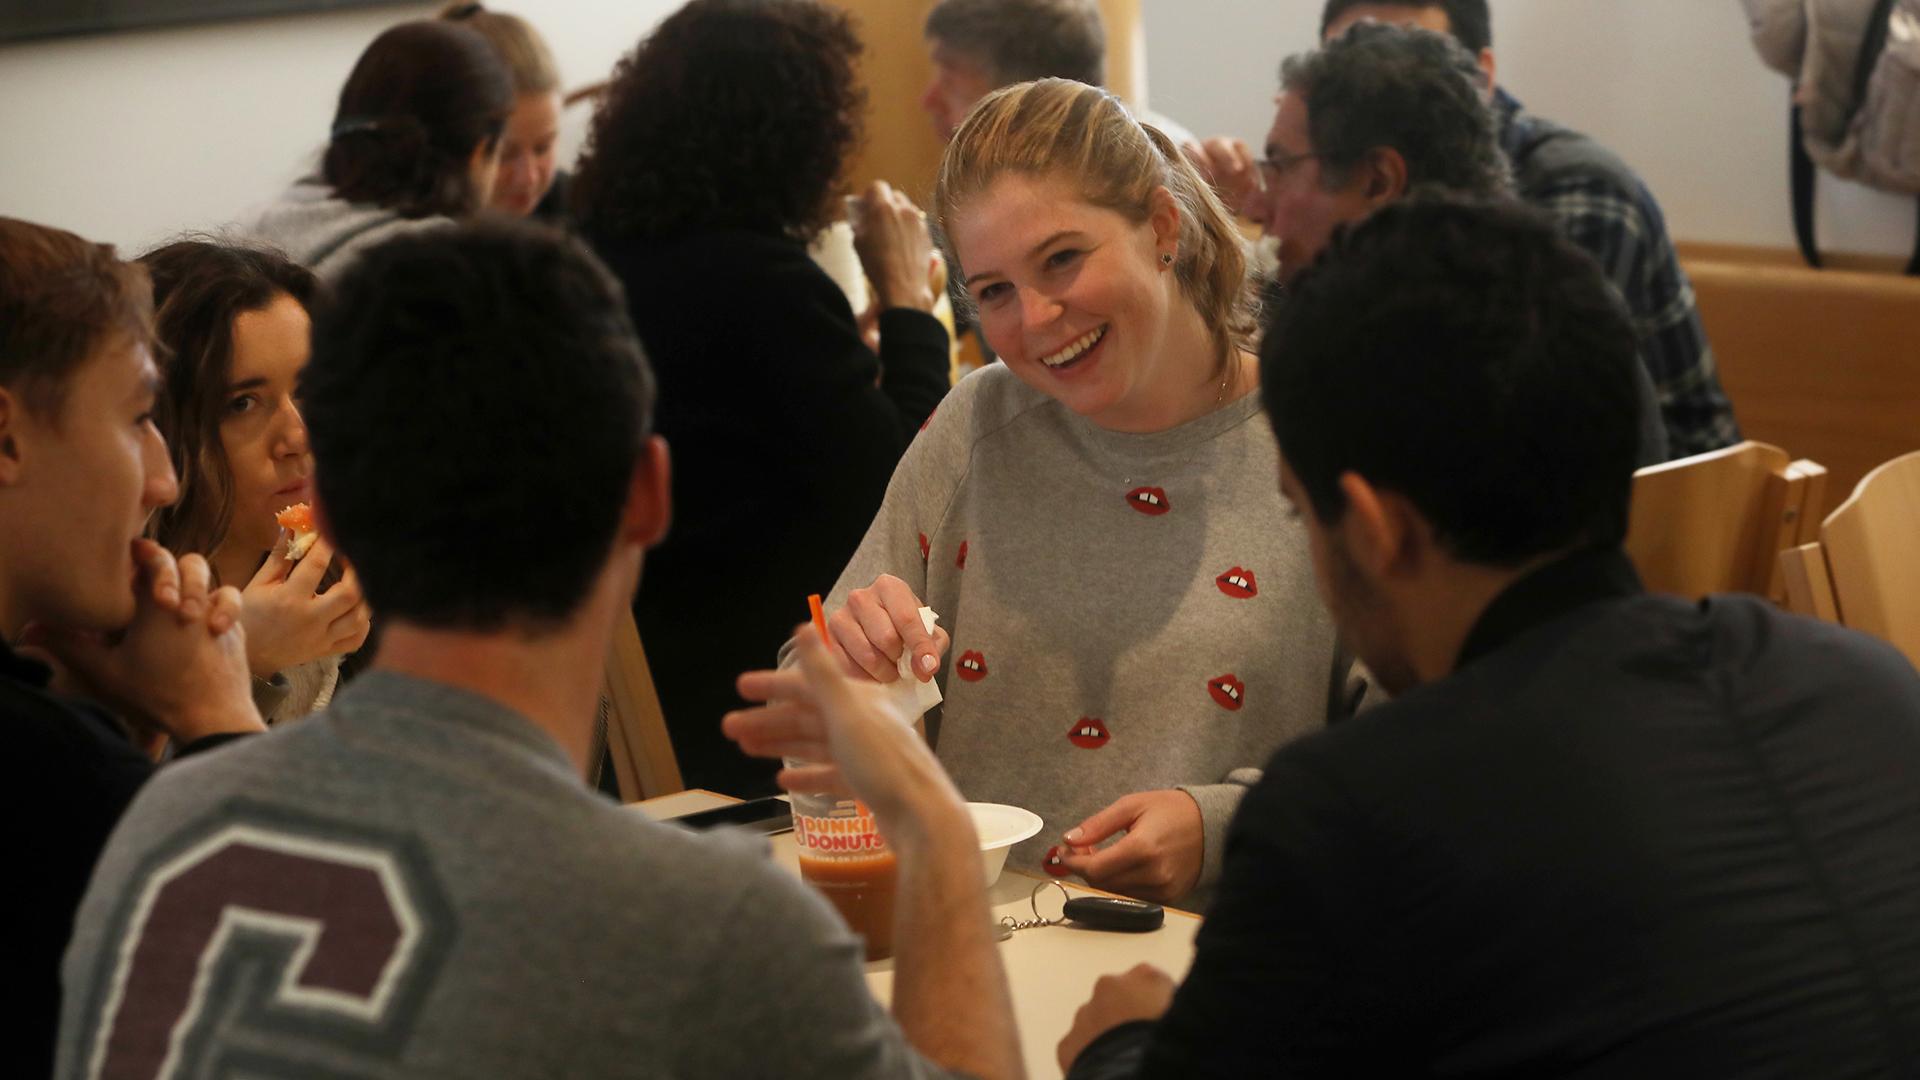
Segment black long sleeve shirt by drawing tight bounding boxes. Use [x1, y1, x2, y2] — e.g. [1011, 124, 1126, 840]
[588, 227, 951, 797]
[1073, 549, 1920, 1078]
[9, 642, 247, 1076]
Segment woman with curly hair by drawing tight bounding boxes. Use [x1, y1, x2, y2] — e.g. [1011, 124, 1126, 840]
[140, 240, 372, 724]
[575, 0, 950, 798]
[248, 20, 513, 281]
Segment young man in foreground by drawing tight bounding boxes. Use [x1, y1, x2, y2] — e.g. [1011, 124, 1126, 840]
[58, 222, 1019, 1079]
[2, 217, 263, 1076]
[1056, 199, 1920, 1076]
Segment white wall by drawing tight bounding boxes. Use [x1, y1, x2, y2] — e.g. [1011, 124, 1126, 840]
[1143, 0, 1916, 258]
[3, 0, 1914, 257]
[0, 0, 679, 253]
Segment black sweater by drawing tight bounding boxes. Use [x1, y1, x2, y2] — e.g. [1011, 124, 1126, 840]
[589, 227, 950, 796]
[10, 642, 246, 1076]
[1074, 550, 1920, 1078]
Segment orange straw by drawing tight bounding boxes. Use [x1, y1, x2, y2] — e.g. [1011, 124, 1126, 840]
[807, 593, 830, 645]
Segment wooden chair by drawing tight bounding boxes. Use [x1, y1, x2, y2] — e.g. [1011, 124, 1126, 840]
[1625, 441, 1828, 600]
[1778, 450, 1920, 668]
[601, 609, 685, 802]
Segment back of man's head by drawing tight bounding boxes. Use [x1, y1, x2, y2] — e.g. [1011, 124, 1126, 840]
[925, 0, 1105, 87]
[302, 220, 655, 632]
[1319, 0, 1492, 54]
[1281, 22, 1508, 199]
[0, 217, 153, 420]
[1263, 196, 1641, 566]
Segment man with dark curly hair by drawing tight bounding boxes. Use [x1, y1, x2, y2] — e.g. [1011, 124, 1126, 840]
[572, 0, 953, 799]
[1190, 0, 1740, 459]
[1199, 23, 1667, 464]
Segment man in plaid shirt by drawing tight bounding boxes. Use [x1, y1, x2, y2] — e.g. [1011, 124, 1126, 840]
[1490, 84, 1742, 456]
[1188, 0, 1742, 458]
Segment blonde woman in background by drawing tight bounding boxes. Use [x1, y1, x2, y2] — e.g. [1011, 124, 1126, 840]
[440, 2, 570, 221]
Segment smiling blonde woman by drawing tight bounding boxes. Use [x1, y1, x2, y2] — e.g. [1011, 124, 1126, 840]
[817, 79, 1365, 907]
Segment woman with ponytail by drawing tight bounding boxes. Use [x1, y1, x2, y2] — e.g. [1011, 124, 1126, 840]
[247, 20, 513, 281]
[813, 79, 1364, 908]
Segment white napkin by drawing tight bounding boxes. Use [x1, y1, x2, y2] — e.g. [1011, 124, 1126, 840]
[884, 606, 944, 719]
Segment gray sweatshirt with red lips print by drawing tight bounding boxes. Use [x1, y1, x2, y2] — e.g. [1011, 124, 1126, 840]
[822, 363, 1362, 904]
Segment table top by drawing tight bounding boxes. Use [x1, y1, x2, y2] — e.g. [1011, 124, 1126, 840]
[633, 789, 1200, 1080]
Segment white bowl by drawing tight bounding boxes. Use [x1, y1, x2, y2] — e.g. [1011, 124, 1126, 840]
[968, 802, 1044, 886]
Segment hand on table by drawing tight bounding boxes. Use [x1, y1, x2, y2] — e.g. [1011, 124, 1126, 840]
[852, 179, 937, 314]
[1057, 963, 1178, 1073]
[827, 572, 949, 686]
[28, 540, 262, 743]
[240, 533, 370, 679]
[727, 628, 964, 840]
[1050, 789, 1204, 904]
[1180, 136, 1263, 219]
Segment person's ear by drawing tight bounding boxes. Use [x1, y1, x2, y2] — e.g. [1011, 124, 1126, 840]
[1477, 47, 1498, 97]
[1361, 146, 1410, 206]
[1334, 471, 1427, 579]
[1147, 185, 1183, 263]
[0, 387, 27, 487]
[622, 435, 672, 549]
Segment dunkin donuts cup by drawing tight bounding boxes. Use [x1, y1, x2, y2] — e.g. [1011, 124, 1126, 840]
[791, 598, 941, 960]
[790, 792, 898, 960]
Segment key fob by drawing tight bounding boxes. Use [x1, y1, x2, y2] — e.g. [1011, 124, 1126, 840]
[1063, 896, 1164, 933]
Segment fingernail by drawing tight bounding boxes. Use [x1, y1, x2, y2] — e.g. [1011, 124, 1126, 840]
[1043, 846, 1071, 877]
[1065, 828, 1083, 843]
[917, 653, 938, 674]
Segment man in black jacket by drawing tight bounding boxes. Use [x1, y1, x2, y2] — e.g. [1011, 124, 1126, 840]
[1, 217, 263, 1075]
[1058, 198, 1920, 1076]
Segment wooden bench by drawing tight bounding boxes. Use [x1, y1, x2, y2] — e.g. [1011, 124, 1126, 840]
[1683, 252, 1920, 502]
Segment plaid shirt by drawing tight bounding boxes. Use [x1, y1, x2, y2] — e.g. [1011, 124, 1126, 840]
[1497, 89, 1741, 458]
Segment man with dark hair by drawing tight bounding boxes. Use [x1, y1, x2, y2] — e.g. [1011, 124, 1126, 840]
[1195, 0, 1740, 458]
[1321, 0, 1491, 55]
[921, 0, 1104, 139]
[920, 0, 1194, 145]
[1, 216, 264, 1076]
[56, 220, 1019, 1079]
[1224, 23, 1667, 464]
[1053, 197, 1920, 1077]
[1245, 23, 1511, 281]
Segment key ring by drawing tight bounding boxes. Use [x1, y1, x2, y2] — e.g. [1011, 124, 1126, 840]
[1000, 880, 1072, 932]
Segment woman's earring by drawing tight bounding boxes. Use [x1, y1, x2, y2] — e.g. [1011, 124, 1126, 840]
[1160, 252, 1175, 266]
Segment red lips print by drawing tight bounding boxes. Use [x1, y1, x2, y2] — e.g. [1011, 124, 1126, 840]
[1215, 566, 1257, 599]
[1067, 717, 1111, 749]
[1208, 673, 1246, 711]
[918, 532, 930, 563]
[1125, 487, 1170, 516]
[1043, 845, 1072, 877]
[956, 540, 969, 569]
[955, 650, 988, 682]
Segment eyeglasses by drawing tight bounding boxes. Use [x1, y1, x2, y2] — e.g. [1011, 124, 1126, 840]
[1255, 150, 1321, 188]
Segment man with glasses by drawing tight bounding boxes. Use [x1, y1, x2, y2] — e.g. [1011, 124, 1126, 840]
[1217, 23, 1666, 464]
[1192, 1, 1738, 458]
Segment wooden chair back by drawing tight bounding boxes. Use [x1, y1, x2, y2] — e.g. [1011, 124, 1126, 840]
[1782, 451, 1920, 667]
[1778, 541, 1841, 623]
[1625, 441, 1828, 599]
[603, 609, 685, 801]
